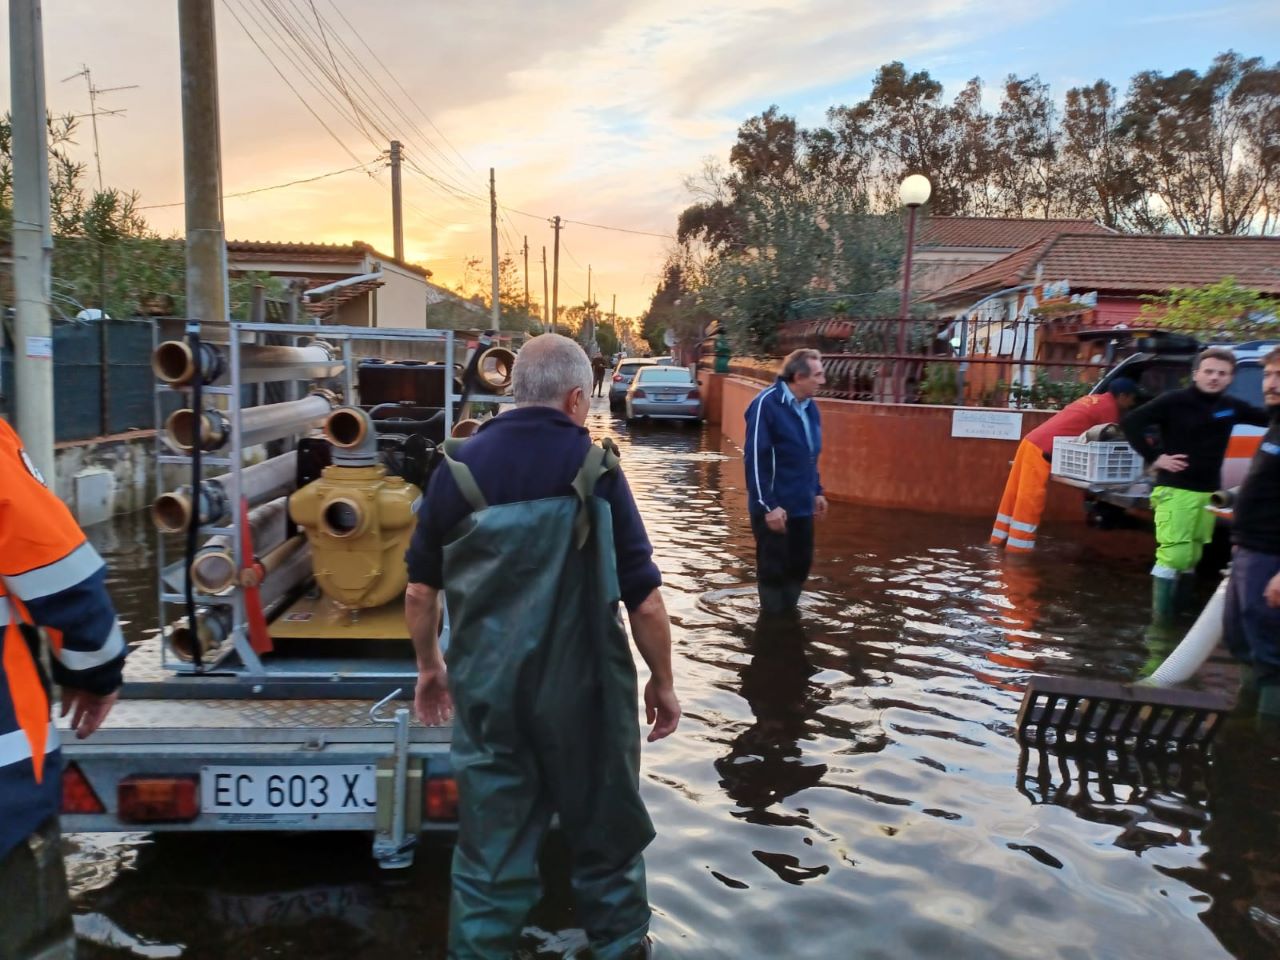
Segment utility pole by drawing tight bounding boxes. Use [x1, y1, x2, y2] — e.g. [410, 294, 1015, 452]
[9, 0, 55, 483]
[522, 235, 530, 317]
[489, 168, 500, 330]
[389, 140, 404, 262]
[551, 216, 562, 336]
[587, 264, 592, 308]
[178, 0, 229, 332]
[541, 246, 550, 333]
[612, 293, 616, 321]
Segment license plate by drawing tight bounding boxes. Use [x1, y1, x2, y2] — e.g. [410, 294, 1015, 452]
[201, 764, 377, 815]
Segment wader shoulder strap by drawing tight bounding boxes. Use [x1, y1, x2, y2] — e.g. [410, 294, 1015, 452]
[441, 438, 488, 513]
[571, 438, 620, 549]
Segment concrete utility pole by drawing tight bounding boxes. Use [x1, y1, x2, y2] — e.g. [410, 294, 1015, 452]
[522, 235, 529, 317]
[9, 0, 55, 483]
[178, 0, 229, 331]
[489, 168, 500, 330]
[541, 246, 550, 333]
[389, 140, 404, 261]
[551, 216, 562, 336]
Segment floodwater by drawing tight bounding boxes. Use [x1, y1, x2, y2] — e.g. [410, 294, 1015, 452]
[71, 399, 1280, 959]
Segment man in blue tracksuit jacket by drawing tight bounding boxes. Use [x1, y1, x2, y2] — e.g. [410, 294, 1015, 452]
[744, 348, 827, 615]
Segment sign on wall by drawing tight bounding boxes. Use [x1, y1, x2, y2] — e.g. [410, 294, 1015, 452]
[951, 409, 1023, 441]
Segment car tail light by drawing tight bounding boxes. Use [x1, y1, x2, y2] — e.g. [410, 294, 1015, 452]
[631, 389, 646, 399]
[424, 776, 459, 821]
[687, 388, 701, 400]
[612, 374, 623, 382]
[62, 763, 106, 815]
[117, 776, 199, 823]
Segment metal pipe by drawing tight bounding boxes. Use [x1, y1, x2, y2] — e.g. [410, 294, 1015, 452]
[152, 451, 296, 532]
[324, 406, 378, 467]
[476, 346, 515, 393]
[165, 391, 335, 452]
[152, 339, 342, 386]
[188, 497, 290, 593]
[242, 534, 306, 588]
[451, 418, 481, 439]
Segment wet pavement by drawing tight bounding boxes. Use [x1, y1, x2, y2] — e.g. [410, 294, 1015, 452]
[73, 398, 1280, 959]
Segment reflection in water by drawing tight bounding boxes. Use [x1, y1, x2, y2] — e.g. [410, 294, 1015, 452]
[72, 405, 1280, 959]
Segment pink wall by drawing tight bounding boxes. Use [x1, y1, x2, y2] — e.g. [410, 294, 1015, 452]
[708, 373, 1086, 522]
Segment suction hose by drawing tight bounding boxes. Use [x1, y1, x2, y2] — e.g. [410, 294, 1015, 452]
[1141, 576, 1229, 687]
[323, 406, 378, 467]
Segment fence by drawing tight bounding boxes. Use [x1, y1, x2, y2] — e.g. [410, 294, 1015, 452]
[0, 317, 174, 441]
[749, 316, 1124, 408]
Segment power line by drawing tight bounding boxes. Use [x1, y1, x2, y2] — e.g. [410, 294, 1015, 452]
[503, 204, 674, 240]
[137, 158, 380, 209]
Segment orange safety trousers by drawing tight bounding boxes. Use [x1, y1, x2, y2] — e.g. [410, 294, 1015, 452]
[991, 440, 1050, 553]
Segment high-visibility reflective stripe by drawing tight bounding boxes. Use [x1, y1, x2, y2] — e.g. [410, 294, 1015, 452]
[990, 528, 1009, 541]
[0, 721, 59, 768]
[55, 620, 126, 671]
[1007, 535, 1036, 549]
[0, 595, 8, 625]
[1151, 564, 1178, 580]
[996, 513, 1015, 524]
[1008, 519, 1038, 533]
[5, 541, 103, 601]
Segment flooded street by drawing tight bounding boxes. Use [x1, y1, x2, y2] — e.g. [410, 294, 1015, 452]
[73, 400, 1280, 959]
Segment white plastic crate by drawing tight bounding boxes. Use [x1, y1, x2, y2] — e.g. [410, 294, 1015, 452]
[1051, 437, 1145, 484]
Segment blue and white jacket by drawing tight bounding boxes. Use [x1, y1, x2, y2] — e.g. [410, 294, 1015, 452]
[744, 378, 823, 518]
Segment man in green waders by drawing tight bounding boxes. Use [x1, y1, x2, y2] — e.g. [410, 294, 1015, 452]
[405, 333, 681, 959]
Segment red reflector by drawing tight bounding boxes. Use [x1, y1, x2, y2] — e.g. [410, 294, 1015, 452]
[61, 763, 105, 815]
[424, 776, 459, 821]
[118, 776, 200, 823]
[612, 374, 623, 382]
[632, 389, 646, 399]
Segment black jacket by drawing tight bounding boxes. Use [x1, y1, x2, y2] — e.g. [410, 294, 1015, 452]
[1233, 413, 1280, 554]
[1122, 387, 1268, 492]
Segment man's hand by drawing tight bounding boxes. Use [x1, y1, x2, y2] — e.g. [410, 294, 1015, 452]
[814, 495, 829, 520]
[1153, 453, 1189, 473]
[643, 679, 680, 742]
[1266, 572, 1280, 609]
[764, 506, 788, 533]
[61, 688, 118, 739]
[414, 653, 453, 727]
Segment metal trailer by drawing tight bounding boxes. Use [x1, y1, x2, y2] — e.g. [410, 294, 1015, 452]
[56, 321, 515, 867]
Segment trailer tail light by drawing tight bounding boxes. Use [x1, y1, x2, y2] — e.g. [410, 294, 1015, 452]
[424, 776, 458, 821]
[117, 776, 200, 823]
[61, 763, 105, 815]
[631, 389, 646, 399]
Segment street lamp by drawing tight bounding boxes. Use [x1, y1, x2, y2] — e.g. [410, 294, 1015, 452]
[895, 173, 931, 402]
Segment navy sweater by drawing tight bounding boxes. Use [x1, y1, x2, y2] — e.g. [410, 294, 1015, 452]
[405, 406, 662, 611]
[743, 379, 824, 518]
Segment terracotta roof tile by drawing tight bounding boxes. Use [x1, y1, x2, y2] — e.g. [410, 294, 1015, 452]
[226, 239, 430, 277]
[916, 216, 1112, 250]
[930, 233, 1280, 302]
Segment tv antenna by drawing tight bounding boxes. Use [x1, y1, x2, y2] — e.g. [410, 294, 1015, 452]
[62, 65, 138, 191]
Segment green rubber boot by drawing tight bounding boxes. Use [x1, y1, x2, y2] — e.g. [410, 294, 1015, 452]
[1236, 664, 1260, 714]
[1145, 575, 1179, 645]
[1259, 683, 1280, 720]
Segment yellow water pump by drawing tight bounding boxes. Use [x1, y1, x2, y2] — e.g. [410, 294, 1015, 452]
[289, 407, 421, 609]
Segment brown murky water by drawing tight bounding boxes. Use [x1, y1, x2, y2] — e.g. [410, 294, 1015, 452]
[73, 400, 1280, 959]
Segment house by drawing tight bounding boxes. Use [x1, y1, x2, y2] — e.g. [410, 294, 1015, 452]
[912, 216, 1113, 299]
[226, 240, 483, 328]
[926, 232, 1280, 400]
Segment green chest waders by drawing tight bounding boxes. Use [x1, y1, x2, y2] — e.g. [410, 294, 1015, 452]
[440, 439, 654, 960]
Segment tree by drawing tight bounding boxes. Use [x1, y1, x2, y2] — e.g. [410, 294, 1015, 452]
[992, 75, 1058, 218]
[1139, 276, 1279, 334]
[1120, 52, 1280, 234]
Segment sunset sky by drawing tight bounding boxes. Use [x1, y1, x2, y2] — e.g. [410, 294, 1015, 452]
[3, 0, 1276, 316]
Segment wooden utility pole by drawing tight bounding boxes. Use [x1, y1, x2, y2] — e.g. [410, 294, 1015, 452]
[522, 235, 529, 317]
[489, 168, 500, 330]
[9, 0, 55, 482]
[389, 140, 404, 261]
[178, 0, 229, 333]
[551, 216, 562, 336]
[542, 246, 550, 333]
[587, 264, 592, 308]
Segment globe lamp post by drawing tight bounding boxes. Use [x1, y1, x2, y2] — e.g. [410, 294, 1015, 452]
[895, 173, 931, 402]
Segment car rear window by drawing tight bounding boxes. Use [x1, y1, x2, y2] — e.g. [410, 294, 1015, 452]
[619, 362, 652, 377]
[636, 368, 694, 384]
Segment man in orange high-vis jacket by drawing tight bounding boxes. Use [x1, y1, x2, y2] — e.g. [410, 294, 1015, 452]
[991, 379, 1137, 553]
[1, 418, 127, 960]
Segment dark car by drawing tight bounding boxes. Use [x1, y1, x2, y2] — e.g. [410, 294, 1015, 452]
[608, 357, 660, 412]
